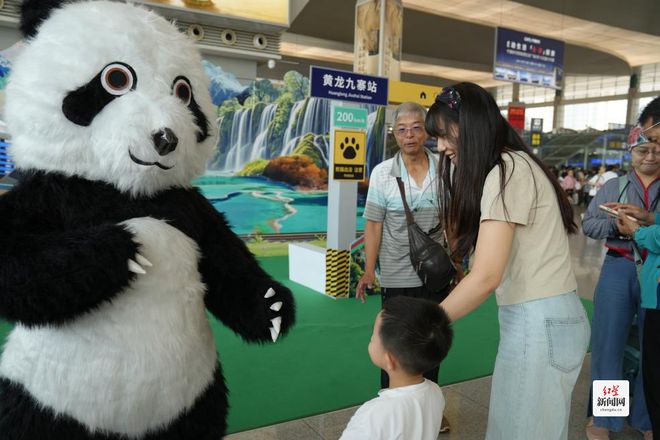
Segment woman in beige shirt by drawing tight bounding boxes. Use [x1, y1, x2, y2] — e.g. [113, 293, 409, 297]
[425, 82, 590, 440]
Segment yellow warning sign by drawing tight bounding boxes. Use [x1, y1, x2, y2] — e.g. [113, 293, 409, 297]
[333, 129, 366, 181]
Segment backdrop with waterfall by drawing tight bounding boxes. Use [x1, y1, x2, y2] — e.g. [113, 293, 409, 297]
[201, 62, 386, 236]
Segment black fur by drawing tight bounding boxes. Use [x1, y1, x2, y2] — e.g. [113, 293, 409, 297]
[0, 176, 139, 326]
[189, 99, 209, 143]
[20, 0, 68, 38]
[0, 170, 295, 337]
[0, 366, 229, 439]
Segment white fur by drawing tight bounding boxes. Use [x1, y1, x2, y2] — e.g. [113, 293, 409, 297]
[0, 218, 217, 437]
[5, 1, 217, 197]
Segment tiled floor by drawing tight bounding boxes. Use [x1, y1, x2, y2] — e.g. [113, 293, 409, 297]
[227, 208, 647, 439]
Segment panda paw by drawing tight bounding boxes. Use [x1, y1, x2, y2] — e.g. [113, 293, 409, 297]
[127, 252, 153, 274]
[265, 287, 284, 342]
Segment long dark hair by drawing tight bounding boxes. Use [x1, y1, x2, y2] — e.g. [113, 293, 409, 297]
[425, 82, 576, 259]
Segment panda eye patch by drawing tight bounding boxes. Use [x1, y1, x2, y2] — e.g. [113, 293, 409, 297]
[171, 75, 209, 142]
[101, 63, 134, 96]
[172, 77, 192, 106]
[62, 61, 137, 127]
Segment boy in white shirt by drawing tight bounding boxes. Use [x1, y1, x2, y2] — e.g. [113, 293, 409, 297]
[341, 296, 453, 440]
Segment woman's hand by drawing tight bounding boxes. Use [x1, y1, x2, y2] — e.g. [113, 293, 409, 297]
[604, 202, 655, 225]
[616, 209, 641, 237]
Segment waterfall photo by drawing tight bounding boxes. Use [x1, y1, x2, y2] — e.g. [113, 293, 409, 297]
[201, 61, 387, 236]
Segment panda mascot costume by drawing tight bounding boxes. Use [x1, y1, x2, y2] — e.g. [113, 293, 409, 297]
[0, 0, 295, 438]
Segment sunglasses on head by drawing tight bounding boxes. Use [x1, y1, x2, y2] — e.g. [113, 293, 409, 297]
[435, 87, 461, 112]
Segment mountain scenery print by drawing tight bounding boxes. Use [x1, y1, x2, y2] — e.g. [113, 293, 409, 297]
[200, 61, 386, 236]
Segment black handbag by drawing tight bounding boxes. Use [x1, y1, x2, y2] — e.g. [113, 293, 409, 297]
[396, 177, 456, 292]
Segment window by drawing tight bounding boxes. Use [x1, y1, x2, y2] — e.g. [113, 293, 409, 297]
[519, 85, 555, 104]
[495, 84, 513, 108]
[563, 75, 629, 100]
[636, 96, 655, 122]
[562, 100, 627, 131]
[640, 63, 660, 93]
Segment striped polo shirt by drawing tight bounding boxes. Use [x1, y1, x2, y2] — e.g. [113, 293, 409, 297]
[363, 150, 443, 288]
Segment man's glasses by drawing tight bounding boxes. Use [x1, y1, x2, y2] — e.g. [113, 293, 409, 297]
[394, 125, 425, 137]
[435, 87, 461, 112]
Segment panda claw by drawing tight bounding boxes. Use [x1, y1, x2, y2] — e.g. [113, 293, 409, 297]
[128, 259, 147, 274]
[269, 326, 279, 342]
[270, 301, 283, 312]
[270, 316, 281, 334]
[135, 253, 152, 267]
[264, 288, 276, 298]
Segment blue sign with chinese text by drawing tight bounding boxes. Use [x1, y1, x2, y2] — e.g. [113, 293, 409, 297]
[310, 66, 388, 106]
[493, 27, 565, 89]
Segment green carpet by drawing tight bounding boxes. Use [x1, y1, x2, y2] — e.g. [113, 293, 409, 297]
[0, 256, 594, 434]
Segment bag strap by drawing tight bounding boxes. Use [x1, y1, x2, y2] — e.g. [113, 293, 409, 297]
[617, 175, 647, 278]
[395, 177, 416, 226]
[618, 175, 628, 204]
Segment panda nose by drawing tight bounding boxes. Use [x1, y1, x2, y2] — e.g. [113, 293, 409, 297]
[152, 128, 178, 156]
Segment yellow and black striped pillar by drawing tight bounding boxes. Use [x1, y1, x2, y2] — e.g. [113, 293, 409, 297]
[325, 248, 350, 298]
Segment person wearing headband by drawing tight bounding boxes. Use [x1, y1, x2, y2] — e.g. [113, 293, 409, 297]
[582, 97, 660, 440]
[599, 96, 660, 440]
[426, 82, 590, 440]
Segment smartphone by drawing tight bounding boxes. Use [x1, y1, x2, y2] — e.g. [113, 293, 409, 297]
[598, 205, 637, 221]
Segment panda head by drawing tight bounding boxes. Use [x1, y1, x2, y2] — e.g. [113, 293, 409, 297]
[6, 0, 217, 196]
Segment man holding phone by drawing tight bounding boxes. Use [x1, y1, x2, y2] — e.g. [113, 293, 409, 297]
[582, 96, 660, 440]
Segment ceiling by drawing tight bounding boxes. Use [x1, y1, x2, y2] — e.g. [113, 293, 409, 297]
[256, 0, 660, 89]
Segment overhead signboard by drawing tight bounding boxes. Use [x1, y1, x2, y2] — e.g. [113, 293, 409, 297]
[493, 27, 565, 89]
[310, 66, 389, 106]
[388, 80, 437, 107]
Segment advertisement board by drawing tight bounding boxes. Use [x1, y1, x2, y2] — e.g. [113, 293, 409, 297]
[493, 27, 564, 89]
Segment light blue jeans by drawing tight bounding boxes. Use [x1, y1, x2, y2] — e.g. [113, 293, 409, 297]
[486, 292, 590, 440]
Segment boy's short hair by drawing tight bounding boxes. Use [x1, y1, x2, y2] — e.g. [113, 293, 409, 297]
[380, 296, 453, 375]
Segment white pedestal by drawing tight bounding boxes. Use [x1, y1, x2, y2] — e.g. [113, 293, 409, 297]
[288, 243, 326, 295]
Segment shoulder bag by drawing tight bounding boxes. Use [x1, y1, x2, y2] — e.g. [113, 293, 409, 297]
[396, 177, 456, 292]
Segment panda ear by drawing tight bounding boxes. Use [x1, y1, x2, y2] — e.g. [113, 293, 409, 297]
[20, 0, 69, 38]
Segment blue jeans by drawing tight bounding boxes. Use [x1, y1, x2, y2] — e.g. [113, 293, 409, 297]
[486, 292, 590, 440]
[590, 254, 651, 432]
